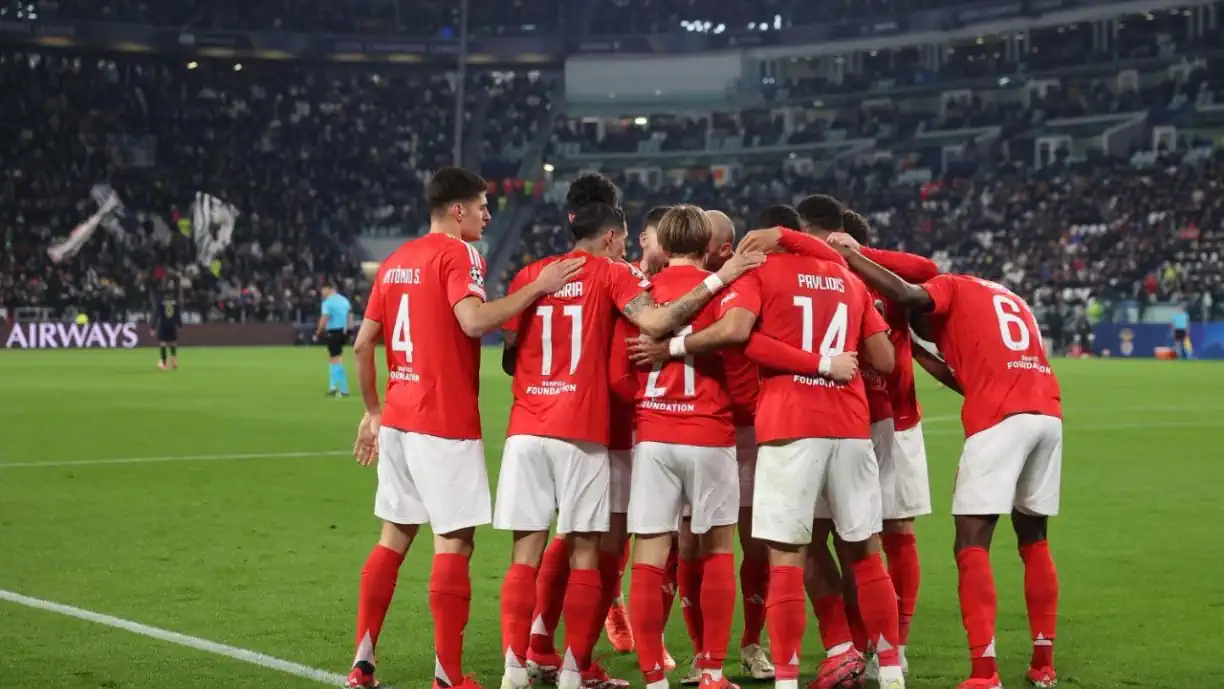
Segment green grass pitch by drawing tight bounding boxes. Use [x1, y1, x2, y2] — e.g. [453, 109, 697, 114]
[1, 348, 1222, 688]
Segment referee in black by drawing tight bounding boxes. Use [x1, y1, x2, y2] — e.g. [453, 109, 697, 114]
[152, 276, 182, 370]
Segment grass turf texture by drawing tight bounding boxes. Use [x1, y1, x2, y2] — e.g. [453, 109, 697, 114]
[1, 348, 1222, 689]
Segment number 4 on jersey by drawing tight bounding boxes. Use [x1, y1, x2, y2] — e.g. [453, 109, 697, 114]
[391, 294, 413, 361]
[793, 296, 848, 354]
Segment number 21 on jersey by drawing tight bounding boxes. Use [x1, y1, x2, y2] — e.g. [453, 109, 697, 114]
[645, 325, 694, 398]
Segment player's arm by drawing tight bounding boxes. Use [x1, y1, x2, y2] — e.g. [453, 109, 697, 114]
[742, 332, 858, 382]
[859, 291, 895, 375]
[836, 245, 935, 312]
[452, 257, 585, 338]
[860, 247, 939, 283]
[499, 269, 531, 375]
[315, 302, 329, 339]
[501, 330, 517, 376]
[738, 227, 848, 266]
[912, 341, 963, 395]
[352, 318, 384, 415]
[620, 251, 764, 339]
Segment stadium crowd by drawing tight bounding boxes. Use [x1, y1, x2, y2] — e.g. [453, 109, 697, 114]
[0, 49, 555, 324]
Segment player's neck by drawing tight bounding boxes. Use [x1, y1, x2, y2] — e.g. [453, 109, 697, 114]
[428, 221, 464, 239]
[572, 239, 611, 258]
[667, 256, 705, 269]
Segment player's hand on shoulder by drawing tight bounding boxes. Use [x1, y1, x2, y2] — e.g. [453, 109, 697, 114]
[737, 227, 784, 255]
[718, 250, 766, 283]
[829, 351, 859, 383]
[627, 333, 671, 366]
[533, 257, 586, 293]
[353, 412, 381, 467]
[825, 232, 860, 255]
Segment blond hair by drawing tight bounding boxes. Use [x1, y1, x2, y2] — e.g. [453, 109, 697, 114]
[656, 204, 712, 258]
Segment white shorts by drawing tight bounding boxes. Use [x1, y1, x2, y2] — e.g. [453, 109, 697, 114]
[755, 438, 881, 545]
[952, 414, 1062, 517]
[888, 422, 932, 519]
[610, 449, 632, 514]
[628, 442, 738, 536]
[375, 428, 492, 534]
[493, 435, 611, 534]
[736, 426, 758, 508]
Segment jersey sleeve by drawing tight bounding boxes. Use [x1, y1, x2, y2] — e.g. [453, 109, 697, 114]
[363, 279, 385, 323]
[717, 274, 763, 317]
[779, 229, 848, 267]
[861, 247, 939, 283]
[608, 318, 638, 402]
[862, 286, 890, 339]
[742, 332, 825, 375]
[443, 242, 488, 307]
[320, 298, 329, 317]
[921, 274, 958, 316]
[610, 262, 652, 311]
[501, 267, 532, 335]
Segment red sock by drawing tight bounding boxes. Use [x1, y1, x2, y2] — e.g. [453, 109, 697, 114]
[766, 566, 806, 681]
[698, 553, 736, 669]
[738, 555, 769, 648]
[677, 556, 705, 654]
[501, 563, 537, 669]
[562, 568, 603, 671]
[661, 549, 679, 625]
[429, 553, 471, 686]
[1019, 541, 1059, 669]
[629, 564, 667, 684]
[811, 595, 853, 653]
[353, 545, 405, 665]
[956, 547, 998, 679]
[846, 601, 868, 652]
[852, 554, 902, 668]
[530, 537, 569, 657]
[588, 551, 621, 649]
[881, 532, 920, 647]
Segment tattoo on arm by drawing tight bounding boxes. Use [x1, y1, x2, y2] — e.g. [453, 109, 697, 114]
[621, 292, 653, 322]
[660, 286, 713, 331]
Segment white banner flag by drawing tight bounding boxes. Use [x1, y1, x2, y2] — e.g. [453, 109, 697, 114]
[47, 192, 121, 263]
[191, 191, 240, 266]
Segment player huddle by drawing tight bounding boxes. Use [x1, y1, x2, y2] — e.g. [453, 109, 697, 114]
[344, 168, 1065, 689]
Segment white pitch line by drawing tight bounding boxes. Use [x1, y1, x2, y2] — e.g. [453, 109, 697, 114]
[0, 450, 349, 470]
[0, 589, 346, 685]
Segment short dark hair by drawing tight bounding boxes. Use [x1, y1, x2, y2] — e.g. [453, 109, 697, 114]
[841, 209, 871, 245]
[754, 204, 802, 231]
[427, 167, 488, 214]
[571, 203, 626, 242]
[656, 205, 711, 257]
[642, 205, 672, 229]
[796, 194, 844, 232]
[567, 173, 619, 212]
[321, 279, 336, 290]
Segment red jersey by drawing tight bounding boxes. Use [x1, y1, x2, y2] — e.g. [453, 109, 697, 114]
[922, 275, 1062, 438]
[609, 318, 637, 452]
[364, 233, 487, 439]
[720, 254, 889, 443]
[722, 348, 759, 428]
[863, 289, 893, 423]
[504, 250, 651, 445]
[633, 265, 735, 447]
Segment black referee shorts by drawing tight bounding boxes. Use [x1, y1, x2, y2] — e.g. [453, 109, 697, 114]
[325, 329, 347, 357]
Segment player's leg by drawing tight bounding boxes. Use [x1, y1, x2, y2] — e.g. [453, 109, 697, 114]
[811, 503, 869, 689]
[550, 439, 618, 689]
[879, 419, 926, 674]
[627, 441, 685, 689]
[169, 340, 179, 369]
[493, 435, 559, 689]
[529, 531, 570, 682]
[327, 331, 349, 396]
[676, 511, 704, 685]
[686, 445, 739, 686]
[752, 439, 829, 689]
[346, 428, 429, 688]
[1013, 416, 1063, 689]
[950, 415, 1041, 689]
[733, 427, 774, 680]
[825, 438, 904, 689]
[602, 449, 635, 653]
[411, 432, 493, 689]
[158, 340, 169, 369]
